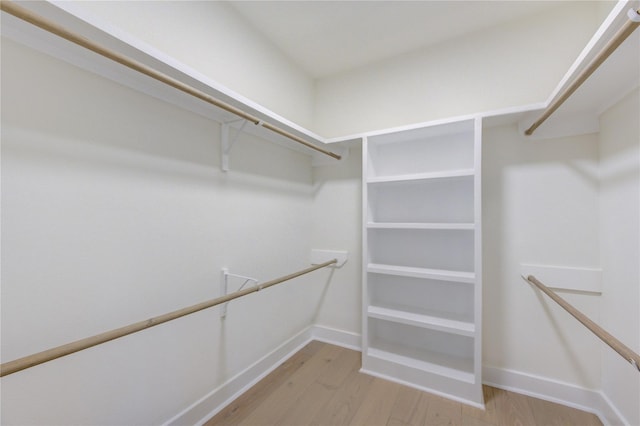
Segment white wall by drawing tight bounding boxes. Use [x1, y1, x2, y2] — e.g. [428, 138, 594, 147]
[0, 38, 329, 425]
[598, 89, 640, 426]
[311, 147, 362, 335]
[58, 0, 316, 130]
[314, 2, 604, 137]
[482, 125, 602, 389]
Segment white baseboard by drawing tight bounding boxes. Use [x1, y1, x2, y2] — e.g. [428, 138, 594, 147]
[165, 328, 628, 426]
[163, 325, 360, 426]
[598, 390, 632, 426]
[309, 324, 361, 351]
[163, 326, 314, 426]
[483, 366, 627, 425]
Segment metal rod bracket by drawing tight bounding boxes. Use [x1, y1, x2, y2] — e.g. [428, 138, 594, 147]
[220, 268, 259, 318]
[221, 119, 249, 172]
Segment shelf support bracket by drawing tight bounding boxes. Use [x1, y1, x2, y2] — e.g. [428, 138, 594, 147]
[220, 268, 259, 318]
[221, 119, 249, 172]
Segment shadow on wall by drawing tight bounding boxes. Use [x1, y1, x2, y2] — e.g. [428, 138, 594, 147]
[1, 38, 314, 194]
[481, 123, 602, 388]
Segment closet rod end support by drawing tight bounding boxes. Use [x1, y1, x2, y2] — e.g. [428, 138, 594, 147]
[311, 249, 348, 268]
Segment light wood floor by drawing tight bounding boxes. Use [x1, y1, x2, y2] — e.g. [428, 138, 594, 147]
[205, 341, 602, 426]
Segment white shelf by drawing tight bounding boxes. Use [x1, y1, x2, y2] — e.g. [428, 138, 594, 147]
[367, 263, 475, 284]
[363, 118, 482, 406]
[367, 347, 475, 384]
[368, 305, 475, 336]
[367, 168, 474, 184]
[367, 222, 474, 230]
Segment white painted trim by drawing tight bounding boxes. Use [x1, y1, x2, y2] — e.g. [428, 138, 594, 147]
[164, 325, 629, 426]
[310, 250, 349, 268]
[483, 366, 627, 426]
[520, 264, 603, 294]
[599, 390, 634, 426]
[162, 325, 360, 425]
[310, 325, 362, 351]
[326, 102, 547, 144]
[361, 136, 371, 365]
[473, 117, 484, 393]
[163, 326, 314, 426]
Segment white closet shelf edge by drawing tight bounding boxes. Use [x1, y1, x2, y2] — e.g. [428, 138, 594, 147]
[367, 305, 475, 336]
[367, 263, 476, 283]
[366, 222, 475, 230]
[367, 169, 475, 184]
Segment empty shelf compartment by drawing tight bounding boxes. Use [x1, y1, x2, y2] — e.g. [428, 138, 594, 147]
[367, 176, 474, 224]
[367, 318, 475, 382]
[368, 228, 474, 273]
[368, 274, 474, 335]
[367, 121, 475, 178]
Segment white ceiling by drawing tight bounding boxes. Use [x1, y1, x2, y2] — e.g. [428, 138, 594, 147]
[227, 1, 572, 78]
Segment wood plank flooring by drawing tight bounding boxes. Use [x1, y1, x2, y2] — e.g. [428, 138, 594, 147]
[205, 341, 602, 426]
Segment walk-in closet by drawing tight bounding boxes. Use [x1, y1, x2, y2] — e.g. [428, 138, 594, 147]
[1, 1, 638, 425]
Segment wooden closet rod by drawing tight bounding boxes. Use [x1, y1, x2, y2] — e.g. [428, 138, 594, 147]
[525, 8, 640, 135]
[523, 275, 640, 372]
[0, 259, 337, 378]
[0, 1, 341, 160]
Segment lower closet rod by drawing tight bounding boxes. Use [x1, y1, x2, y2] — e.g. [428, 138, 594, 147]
[0, 259, 337, 378]
[0, 1, 341, 161]
[523, 275, 640, 372]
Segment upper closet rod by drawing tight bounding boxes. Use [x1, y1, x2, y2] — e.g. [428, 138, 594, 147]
[525, 7, 640, 135]
[523, 275, 640, 372]
[0, 259, 337, 377]
[0, 1, 341, 160]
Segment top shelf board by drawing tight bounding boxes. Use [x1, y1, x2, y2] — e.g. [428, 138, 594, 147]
[0, 1, 341, 162]
[367, 119, 476, 145]
[366, 129, 476, 178]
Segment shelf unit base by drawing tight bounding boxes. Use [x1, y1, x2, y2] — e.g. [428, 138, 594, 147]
[361, 354, 484, 408]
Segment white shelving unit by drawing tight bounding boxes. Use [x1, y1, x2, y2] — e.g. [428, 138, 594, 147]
[362, 118, 483, 407]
